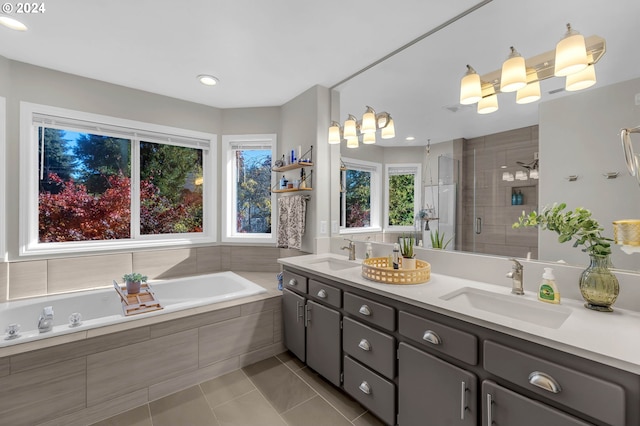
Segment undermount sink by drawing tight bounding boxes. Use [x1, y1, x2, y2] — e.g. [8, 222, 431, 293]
[440, 287, 572, 329]
[308, 257, 360, 271]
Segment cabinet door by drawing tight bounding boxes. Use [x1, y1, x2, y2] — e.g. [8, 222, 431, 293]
[283, 289, 306, 362]
[306, 300, 341, 386]
[398, 342, 477, 426]
[482, 380, 593, 426]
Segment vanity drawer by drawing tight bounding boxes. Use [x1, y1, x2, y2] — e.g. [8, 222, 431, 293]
[343, 317, 396, 379]
[399, 311, 478, 365]
[283, 270, 308, 294]
[344, 292, 395, 331]
[309, 279, 341, 308]
[343, 355, 396, 426]
[484, 340, 625, 426]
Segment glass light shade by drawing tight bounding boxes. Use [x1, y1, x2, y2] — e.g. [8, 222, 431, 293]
[515, 170, 528, 180]
[500, 48, 527, 93]
[529, 169, 539, 179]
[363, 132, 376, 144]
[381, 118, 395, 139]
[477, 84, 498, 114]
[346, 137, 359, 149]
[361, 107, 376, 134]
[0, 16, 28, 31]
[343, 116, 357, 139]
[566, 54, 596, 91]
[516, 69, 541, 104]
[554, 25, 588, 77]
[460, 66, 482, 105]
[328, 124, 341, 144]
[502, 172, 514, 181]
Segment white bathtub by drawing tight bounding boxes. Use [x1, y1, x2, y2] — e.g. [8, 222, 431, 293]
[0, 271, 267, 348]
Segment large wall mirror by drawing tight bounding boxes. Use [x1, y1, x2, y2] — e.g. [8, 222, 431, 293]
[330, 0, 640, 271]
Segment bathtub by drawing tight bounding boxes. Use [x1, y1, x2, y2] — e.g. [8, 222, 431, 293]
[0, 271, 267, 348]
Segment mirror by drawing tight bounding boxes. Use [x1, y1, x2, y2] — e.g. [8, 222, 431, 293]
[332, 0, 640, 271]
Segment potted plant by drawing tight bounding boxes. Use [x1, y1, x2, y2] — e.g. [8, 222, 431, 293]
[513, 203, 618, 312]
[123, 272, 148, 295]
[400, 234, 416, 269]
[430, 229, 452, 250]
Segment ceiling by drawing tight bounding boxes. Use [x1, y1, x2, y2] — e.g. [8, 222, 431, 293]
[337, 0, 640, 146]
[0, 0, 481, 109]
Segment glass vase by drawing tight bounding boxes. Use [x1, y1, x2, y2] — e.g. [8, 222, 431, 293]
[579, 254, 619, 312]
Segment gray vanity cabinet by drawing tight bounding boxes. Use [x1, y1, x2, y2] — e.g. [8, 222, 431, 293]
[398, 342, 477, 426]
[306, 300, 341, 386]
[283, 288, 306, 362]
[482, 380, 592, 426]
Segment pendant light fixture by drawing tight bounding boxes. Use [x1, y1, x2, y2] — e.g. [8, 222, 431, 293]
[328, 121, 342, 144]
[381, 117, 395, 139]
[459, 65, 482, 105]
[361, 106, 377, 134]
[516, 68, 541, 104]
[554, 23, 588, 77]
[566, 53, 596, 91]
[500, 47, 527, 93]
[363, 132, 376, 144]
[343, 115, 358, 139]
[477, 83, 498, 114]
[346, 137, 359, 149]
[327, 106, 394, 146]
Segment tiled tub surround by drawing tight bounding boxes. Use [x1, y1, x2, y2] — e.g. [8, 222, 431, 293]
[0, 271, 285, 426]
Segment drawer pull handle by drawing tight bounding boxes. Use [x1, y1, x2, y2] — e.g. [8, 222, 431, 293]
[317, 289, 327, 298]
[304, 304, 311, 327]
[460, 381, 468, 420]
[528, 371, 562, 394]
[296, 302, 304, 323]
[359, 381, 371, 395]
[359, 305, 372, 316]
[486, 393, 493, 425]
[288, 278, 297, 286]
[358, 339, 372, 351]
[422, 330, 442, 345]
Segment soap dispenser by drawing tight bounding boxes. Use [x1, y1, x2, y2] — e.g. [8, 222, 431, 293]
[392, 243, 400, 269]
[365, 242, 373, 259]
[538, 267, 560, 304]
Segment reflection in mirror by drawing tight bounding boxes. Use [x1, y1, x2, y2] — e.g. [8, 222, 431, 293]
[331, 0, 640, 271]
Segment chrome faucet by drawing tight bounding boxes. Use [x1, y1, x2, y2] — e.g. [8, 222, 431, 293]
[506, 258, 524, 295]
[341, 239, 356, 260]
[38, 306, 54, 333]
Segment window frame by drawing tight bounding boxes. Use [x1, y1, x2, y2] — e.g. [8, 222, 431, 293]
[221, 134, 277, 244]
[19, 102, 217, 257]
[0, 96, 5, 262]
[340, 157, 382, 234]
[384, 163, 421, 232]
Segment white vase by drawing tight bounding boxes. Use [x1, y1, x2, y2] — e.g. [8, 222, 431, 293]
[402, 257, 417, 270]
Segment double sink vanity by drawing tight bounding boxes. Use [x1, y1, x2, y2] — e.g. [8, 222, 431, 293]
[278, 253, 640, 426]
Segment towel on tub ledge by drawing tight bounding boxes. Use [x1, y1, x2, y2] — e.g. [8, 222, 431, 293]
[277, 195, 307, 249]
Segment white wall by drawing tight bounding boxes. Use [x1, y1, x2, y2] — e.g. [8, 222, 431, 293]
[539, 77, 640, 270]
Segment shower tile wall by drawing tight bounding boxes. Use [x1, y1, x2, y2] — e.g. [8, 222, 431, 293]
[461, 126, 539, 258]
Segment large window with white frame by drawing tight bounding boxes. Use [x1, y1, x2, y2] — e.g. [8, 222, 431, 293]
[385, 163, 421, 231]
[0, 96, 5, 261]
[340, 158, 382, 233]
[222, 134, 276, 243]
[19, 102, 216, 256]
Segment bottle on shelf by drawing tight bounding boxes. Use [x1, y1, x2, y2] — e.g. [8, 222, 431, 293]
[279, 175, 288, 190]
[300, 168, 307, 189]
[516, 190, 523, 205]
[511, 191, 517, 205]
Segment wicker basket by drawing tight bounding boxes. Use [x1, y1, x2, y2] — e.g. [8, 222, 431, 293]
[361, 257, 431, 285]
[613, 219, 640, 246]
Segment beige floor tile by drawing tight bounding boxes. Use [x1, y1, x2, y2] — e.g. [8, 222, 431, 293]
[200, 369, 256, 408]
[294, 366, 366, 421]
[150, 386, 218, 426]
[353, 411, 386, 426]
[213, 389, 286, 426]
[242, 356, 316, 413]
[281, 395, 352, 426]
[89, 405, 152, 426]
[276, 351, 305, 372]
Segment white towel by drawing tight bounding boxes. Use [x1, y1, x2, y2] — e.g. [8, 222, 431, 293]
[277, 195, 306, 249]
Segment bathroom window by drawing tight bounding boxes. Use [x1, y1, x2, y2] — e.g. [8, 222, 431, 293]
[385, 164, 421, 231]
[20, 102, 216, 256]
[222, 134, 276, 243]
[341, 158, 381, 233]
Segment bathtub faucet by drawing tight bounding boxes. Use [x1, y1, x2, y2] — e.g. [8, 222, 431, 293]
[38, 306, 54, 333]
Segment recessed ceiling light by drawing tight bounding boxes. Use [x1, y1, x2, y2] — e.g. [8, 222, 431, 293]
[197, 74, 219, 86]
[405, 136, 415, 141]
[0, 16, 28, 31]
[500, 165, 508, 169]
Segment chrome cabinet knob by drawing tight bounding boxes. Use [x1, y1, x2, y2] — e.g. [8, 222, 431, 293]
[359, 305, 371, 316]
[528, 371, 562, 393]
[358, 339, 371, 351]
[317, 289, 327, 298]
[359, 381, 371, 395]
[422, 330, 442, 345]
[288, 278, 297, 286]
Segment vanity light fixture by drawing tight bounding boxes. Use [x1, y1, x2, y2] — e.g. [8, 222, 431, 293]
[500, 47, 527, 93]
[0, 16, 28, 31]
[197, 74, 219, 86]
[515, 170, 528, 181]
[529, 168, 539, 179]
[477, 83, 498, 114]
[327, 106, 395, 146]
[459, 24, 605, 114]
[502, 172, 515, 182]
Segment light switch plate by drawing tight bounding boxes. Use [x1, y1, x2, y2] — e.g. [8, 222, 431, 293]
[320, 221, 327, 235]
[331, 220, 339, 234]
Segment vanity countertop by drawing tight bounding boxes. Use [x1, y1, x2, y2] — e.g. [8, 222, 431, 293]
[279, 253, 640, 375]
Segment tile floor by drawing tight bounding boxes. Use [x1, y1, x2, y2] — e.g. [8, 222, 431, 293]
[91, 352, 385, 426]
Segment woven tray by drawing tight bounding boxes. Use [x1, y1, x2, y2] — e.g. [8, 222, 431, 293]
[361, 257, 431, 285]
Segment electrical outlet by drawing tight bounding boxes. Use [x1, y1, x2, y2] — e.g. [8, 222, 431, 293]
[331, 220, 339, 234]
[320, 221, 327, 235]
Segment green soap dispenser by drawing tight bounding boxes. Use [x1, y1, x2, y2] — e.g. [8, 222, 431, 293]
[538, 267, 560, 304]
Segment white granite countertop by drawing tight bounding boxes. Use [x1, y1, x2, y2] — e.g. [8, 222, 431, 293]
[279, 253, 640, 375]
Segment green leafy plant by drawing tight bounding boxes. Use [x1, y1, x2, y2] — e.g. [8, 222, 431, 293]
[400, 234, 415, 258]
[512, 203, 612, 257]
[123, 272, 148, 283]
[430, 229, 452, 249]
